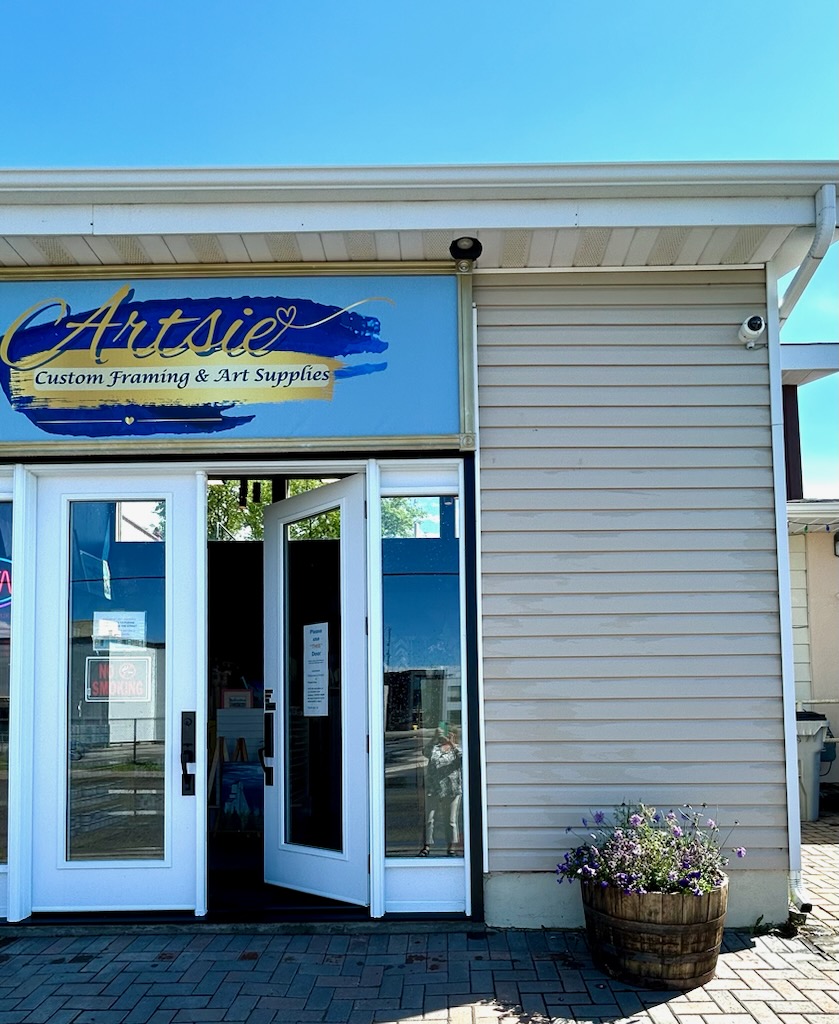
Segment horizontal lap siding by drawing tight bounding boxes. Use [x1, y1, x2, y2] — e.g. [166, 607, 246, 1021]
[475, 270, 784, 873]
[788, 534, 811, 700]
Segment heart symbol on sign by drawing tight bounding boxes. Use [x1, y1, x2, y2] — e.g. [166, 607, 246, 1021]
[124, 416, 135, 425]
[276, 305, 297, 328]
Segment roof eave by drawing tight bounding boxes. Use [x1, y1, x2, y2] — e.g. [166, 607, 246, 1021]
[0, 160, 837, 206]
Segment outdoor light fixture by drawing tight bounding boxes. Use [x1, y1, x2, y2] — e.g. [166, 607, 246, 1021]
[449, 236, 482, 271]
[834, 531, 839, 557]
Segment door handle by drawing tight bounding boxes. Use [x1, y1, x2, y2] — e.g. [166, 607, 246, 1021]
[261, 710, 275, 786]
[263, 708, 274, 758]
[181, 711, 196, 796]
[258, 745, 273, 786]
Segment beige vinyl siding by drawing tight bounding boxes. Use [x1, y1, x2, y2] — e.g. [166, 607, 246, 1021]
[788, 533, 812, 703]
[475, 269, 784, 874]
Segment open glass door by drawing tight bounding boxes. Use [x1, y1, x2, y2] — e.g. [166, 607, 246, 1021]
[262, 476, 368, 906]
[30, 471, 205, 914]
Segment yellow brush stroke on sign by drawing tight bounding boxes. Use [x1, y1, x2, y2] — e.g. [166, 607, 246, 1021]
[10, 349, 345, 408]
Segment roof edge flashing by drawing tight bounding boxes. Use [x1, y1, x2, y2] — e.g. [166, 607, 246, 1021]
[0, 160, 836, 206]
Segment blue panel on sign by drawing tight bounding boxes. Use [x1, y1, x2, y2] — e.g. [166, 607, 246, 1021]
[0, 275, 460, 445]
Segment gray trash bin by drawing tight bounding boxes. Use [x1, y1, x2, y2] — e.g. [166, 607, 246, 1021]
[796, 711, 828, 821]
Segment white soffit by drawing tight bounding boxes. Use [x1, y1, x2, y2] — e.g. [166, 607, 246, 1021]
[787, 500, 839, 534]
[781, 343, 839, 386]
[0, 161, 836, 274]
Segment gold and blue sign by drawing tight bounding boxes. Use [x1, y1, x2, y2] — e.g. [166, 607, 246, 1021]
[0, 274, 461, 448]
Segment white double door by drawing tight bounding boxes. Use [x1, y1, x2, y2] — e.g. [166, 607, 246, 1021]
[23, 469, 368, 917]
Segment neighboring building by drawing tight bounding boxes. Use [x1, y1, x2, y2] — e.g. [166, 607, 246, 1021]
[783, 345, 839, 805]
[787, 498, 839, 788]
[0, 162, 836, 928]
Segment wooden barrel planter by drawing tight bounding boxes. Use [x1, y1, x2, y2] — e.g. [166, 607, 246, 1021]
[581, 875, 728, 991]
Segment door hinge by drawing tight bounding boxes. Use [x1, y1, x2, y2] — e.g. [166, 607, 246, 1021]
[365, 616, 368, 635]
[368, 854, 371, 874]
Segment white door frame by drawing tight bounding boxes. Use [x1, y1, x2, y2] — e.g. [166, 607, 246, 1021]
[372, 460, 471, 916]
[6, 466, 35, 922]
[263, 474, 369, 906]
[7, 465, 207, 920]
[4, 456, 469, 921]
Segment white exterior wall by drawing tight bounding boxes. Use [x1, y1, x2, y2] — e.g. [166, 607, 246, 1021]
[474, 269, 789, 928]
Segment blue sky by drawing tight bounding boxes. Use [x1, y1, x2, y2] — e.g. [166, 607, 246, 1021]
[2, 0, 836, 492]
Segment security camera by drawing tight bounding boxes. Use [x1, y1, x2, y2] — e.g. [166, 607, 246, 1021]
[449, 236, 483, 269]
[739, 315, 766, 348]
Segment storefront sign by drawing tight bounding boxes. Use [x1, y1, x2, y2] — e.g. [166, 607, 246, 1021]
[0, 275, 461, 449]
[85, 654, 153, 701]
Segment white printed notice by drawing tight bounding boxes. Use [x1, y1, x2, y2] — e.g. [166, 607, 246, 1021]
[303, 622, 329, 717]
[93, 610, 147, 652]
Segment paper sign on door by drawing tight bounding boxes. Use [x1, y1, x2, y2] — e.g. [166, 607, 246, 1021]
[93, 610, 147, 652]
[304, 622, 329, 717]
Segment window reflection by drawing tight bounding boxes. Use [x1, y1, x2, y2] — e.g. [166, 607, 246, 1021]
[0, 503, 11, 863]
[382, 496, 463, 857]
[67, 500, 166, 861]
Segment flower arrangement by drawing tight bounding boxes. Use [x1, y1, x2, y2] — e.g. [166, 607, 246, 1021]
[556, 802, 746, 896]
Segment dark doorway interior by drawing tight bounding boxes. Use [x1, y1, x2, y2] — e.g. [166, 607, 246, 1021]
[206, 540, 362, 921]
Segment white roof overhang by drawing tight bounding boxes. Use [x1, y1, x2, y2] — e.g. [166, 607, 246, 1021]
[787, 500, 839, 534]
[781, 343, 839, 386]
[0, 161, 836, 274]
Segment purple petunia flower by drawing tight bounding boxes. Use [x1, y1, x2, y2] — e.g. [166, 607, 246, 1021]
[557, 802, 742, 895]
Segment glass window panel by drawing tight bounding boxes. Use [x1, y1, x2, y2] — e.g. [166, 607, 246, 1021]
[284, 506, 342, 851]
[382, 496, 463, 858]
[67, 500, 166, 861]
[0, 503, 11, 863]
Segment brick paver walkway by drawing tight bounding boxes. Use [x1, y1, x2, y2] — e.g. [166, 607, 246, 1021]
[0, 924, 837, 1024]
[801, 808, 839, 957]
[0, 813, 834, 1023]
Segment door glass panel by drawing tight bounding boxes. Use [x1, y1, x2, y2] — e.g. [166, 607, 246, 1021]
[284, 505, 342, 852]
[0, 502, 11, 863]
[67, 500, 166, 861]
[382, 496, 463, 857]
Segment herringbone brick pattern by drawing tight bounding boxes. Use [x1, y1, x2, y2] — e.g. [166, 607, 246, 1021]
[0, 812, 834, 1023]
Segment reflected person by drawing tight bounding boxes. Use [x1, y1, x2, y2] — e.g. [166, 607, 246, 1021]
[419, 723, 462, 856]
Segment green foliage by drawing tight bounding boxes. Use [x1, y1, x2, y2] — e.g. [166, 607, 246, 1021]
[382, 496, 427, 538]
[207, 480, 273, 540]
[286, 479, 339, 538]
[207, 478, 428, 542]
